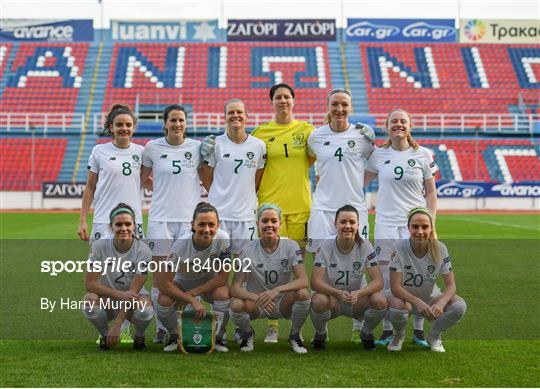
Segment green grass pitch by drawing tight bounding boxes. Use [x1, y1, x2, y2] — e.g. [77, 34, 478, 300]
[1, 212, 539, 387]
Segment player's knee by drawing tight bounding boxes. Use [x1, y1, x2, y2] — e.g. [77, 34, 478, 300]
[229, 298, 245, 313]
[311, 293, 329, 313]
[370, 292, 388, 310]
[157, 292, 175, 307]
[83, 292, 99, 304]
[449, 296, 467, 318]
[212, 285, 230, 301]
[295, 288, 310, 301]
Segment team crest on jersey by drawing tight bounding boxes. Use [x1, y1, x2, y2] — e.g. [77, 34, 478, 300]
[94, 232, 101, 240]
[427, 264, 435, 274]
[376, 246, 381, 255]
[185, 152, 192, 160]
[192, 333, 202, 344]
[281, 259, 288, 268]
[348, 140, 356, 148]
[408, 159, 415, 167]
[132, 155, 139, 162]
[292, 132, 304, 148]
[246, 152, 254, 160]
[353, 262, 361, 271]
[148, 242, 155, 250]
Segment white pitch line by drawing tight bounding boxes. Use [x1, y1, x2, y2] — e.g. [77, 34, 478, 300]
[449, 217, 540, 232]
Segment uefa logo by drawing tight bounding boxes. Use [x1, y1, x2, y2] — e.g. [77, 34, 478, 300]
[464, 19, 486, 41]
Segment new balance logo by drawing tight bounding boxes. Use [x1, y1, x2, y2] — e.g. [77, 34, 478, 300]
[324, 141, 330, 146]
[109, 156, 116, 160]
[384, 160, 391, 164]
[269, 137, 275, 142]
[223, 153, 230, 158]
[160, 154, 168, 159]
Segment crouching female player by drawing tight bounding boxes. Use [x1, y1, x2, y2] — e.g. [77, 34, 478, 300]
[310, 205, 387, 351]
[230, 204, 311, 353]
[156, 202, 232, 352]
[82, 203, 154, 351]
[387, 208, 466, 352]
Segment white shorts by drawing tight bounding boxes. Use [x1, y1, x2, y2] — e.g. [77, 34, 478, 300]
[306, 208, 369, 252]
[90, 222, 144, 243]
[219, 220, 258, 253]
[374, 224, 409, 263]
[146, 221, 192, 256]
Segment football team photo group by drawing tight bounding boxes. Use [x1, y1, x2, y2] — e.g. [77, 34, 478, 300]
[78, 83, 466, 355]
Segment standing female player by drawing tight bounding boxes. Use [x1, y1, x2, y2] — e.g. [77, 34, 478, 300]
[387, 208, 466, 352]
[82, 203, 154, 351]
[306, 89, 374, 340]
[230, 204, 311, 353]
[156, 202, 232, 352]
[365, 108, 437, 347]
[199, 99, 266, 255]
[141, 104, 202, 344]
[310, 205, 387, 350]
[78, 104, 144, 242]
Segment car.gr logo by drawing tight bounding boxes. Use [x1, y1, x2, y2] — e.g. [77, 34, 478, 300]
[402, 21, 455, 40]
[437, 182, 484, 198]
[346, 21, 399, 40]
[464, 19, 486, 41]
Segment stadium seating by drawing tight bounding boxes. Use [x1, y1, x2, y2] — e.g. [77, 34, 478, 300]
[361, 43, 539, 114]
[103, 42, 331, 113]
[0, 138, 67, 190]
[0, 43, 13, 82]
[0, 43, 88, 120]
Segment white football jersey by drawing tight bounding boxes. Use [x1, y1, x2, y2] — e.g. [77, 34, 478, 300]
[143, 137, 201, 222]
[389, 239, 452, 303]
[313, 236, 378, 292]
[366, 146, 436, 226]
[238, 238, 303, 293]
[308, 124, 374, 212]
[88, 238, 151, 292]
[169, 229, 231, 283]
[204, 134, 266, 221]
[87, 142, 144, 224]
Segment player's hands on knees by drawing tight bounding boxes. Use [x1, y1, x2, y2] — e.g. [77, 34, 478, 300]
[355, 122, 376, 142]
[415, 300, 435, 320]
[259, 300, 277, 315]
[430, 301, 445, 318]
[78, 222, 89, 241]
[106, 321, 122, 347]
[119, 290, 140, 302]
[200, 135, 217, 158]
[338, 290, 354, 304]
[256, 289, 279, 306]
[191, 300, 206, 319]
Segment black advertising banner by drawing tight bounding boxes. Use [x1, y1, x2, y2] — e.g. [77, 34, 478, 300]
[227, 19, 336, 41]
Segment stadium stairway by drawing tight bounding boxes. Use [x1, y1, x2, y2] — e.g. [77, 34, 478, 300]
[343, 42, 369, 116]
[327, 42, 347, 92]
